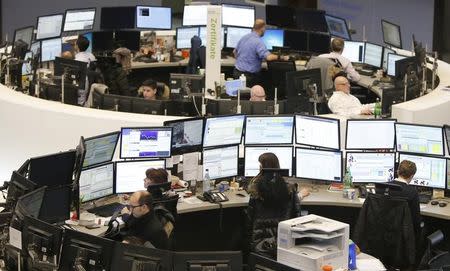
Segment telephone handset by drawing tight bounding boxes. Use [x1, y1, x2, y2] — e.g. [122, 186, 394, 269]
[203, 191, 229, 203]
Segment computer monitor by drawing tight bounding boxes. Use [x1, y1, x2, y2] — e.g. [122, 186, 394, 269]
[297, 9, 328, 33]
[30, 41, 41, 57]
[63, 8, 96, 32]
[59, 229, 115, 271]
[395, 123, 444, 156]
[226, 27, 252, 48]
[346, 119, 396, 150]
[399, 153, 447, 189]
[136, 6, 172, 30]
[445, 125, 450, 156]
[120, 127, 172, 159]
[395, 56, 418, 79]
[248, 253, 298, 271]
[14, 186, 47, 222]
[381, 19, 402, 49]
[14, 26, 34, 50]
[284, 30, 308, 51]
[203, 115, 246, 148]
[342, 41, 364, 63]
[222, 4, 255, 28]
[79, 163, 114, 203]
[21, 52, 33, 76]
[39, 185, 72, 224]
[224, 79, 244, 97]
[261, 29, 284, 50]
[308, 32, 331, 54]
[203, 145, 239, 180]
[169, 73, 205, 99]
[115, 31, 140, 51]
[176, 27, 200, 49]
[265, 5, 296, 28]
[83, 132, 120, 169]
[173, 251, 242, 271]
[251, 100, 285, 115]
[245, 116, 294, 145]
[382, 47, 395, 71]
[22, 215, 63, 269]
[62, 33, 93, 55]
[92, 31, 115, 52]
[199, 26, 225, 48]
[5, 171, 37, 212]
[386, 53, 407, 77]
[164, 117, 204, 155]
[29, 150, 76, 187]
[324, 14, 351, 40]
[115, 160, 166, 194]
[183, 5, 209, 26]
[346, 152, 396, 183]
[36, 14, 64, 40]
[40, 38, 62, 62]
[364, 42, 383, 68]
[285, 69, 322, 114]
[111, 243, 173, 271]
[296, 148, 342, 182]
[381, 87, 404, 116]
[131, 98, 165, 115]
[267, 61, 296, 99]
[295, 115, 340, 150]
[101, 6, 135, 29]
[54, 57, 88, 89]
[244, 146, 293, 177]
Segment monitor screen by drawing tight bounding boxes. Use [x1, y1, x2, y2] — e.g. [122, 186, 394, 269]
[399, 153, 447, 189]
[222, 4, 255, 28]
[136, 6, 172, 30]
[22, 52, 33, 76]
[346, 152, 395, 183]
[342, 41, 364, 63]
[244, 146, 293, 177]
[36, 14, 64, 40]
[325, 14, 351, 40]
[226, 27, 252, 48]
[395, 123, 444, 156]
[62, 33, 93, 55]
[295, 115, 340, 150]
[245, 116, 294, 145]
[203, 115, 246, 148]
[14, 26, 34, 49]
[41, 38, 62, 62]
[79, 163, 114, 203]
[83, 132, 120, 168]
[164, 117, 204, 155]
[346, 120, 396, 150]
[224, 79, 244, 97]
[284, 30, 308, 51]
[120, 127, 172, 159]
[261, 29, 284, 50]
[30, 42, 41, 57]
[183, 5, 209, 26]
[101, 7, 135, 29]
[199, 26, 225, 48]
[382, 48, 395, 71]
[364, 43, 383, 68]
[382, 19, 402, 48]
[63, 8, 96, 32]
[387, 53, 407, 77]
[115, 160, 166, 194]
[203, 146, 239, 179]
[445, 125, 450, 156]
[176, 27, 199, 49]
[308, 33, 331, 54]
[296, 148, 342, 182]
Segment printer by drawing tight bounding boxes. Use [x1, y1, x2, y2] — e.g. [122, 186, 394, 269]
[277, 214, 349, 271]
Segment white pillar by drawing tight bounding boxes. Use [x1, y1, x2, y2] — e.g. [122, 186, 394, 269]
[205, 6, 222, 99]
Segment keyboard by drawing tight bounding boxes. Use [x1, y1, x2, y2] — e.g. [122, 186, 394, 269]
[87, 202, 124, 217]
[419, 194, 432, 204]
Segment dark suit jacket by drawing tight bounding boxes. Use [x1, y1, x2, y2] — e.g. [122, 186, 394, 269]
[123, 211, 169, 249]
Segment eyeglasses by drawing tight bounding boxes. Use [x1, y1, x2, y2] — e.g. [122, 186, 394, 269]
[126, 204, 144, 211]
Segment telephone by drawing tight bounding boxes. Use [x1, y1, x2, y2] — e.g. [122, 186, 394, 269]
[202, 191, 229, 203]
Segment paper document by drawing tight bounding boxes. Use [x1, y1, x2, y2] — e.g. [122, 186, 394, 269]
[183, 152, 200, 180]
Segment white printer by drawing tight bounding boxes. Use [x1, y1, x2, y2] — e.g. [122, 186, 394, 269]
[277, 214, 349, 271]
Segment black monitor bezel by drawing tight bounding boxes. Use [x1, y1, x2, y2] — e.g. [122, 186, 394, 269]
[202, 114, 246, 149]
[173, 251, 242, 271]
[295, 114, 341, 150]
[40, 37, 62, 63]
[345, 151, 396, 184]
[13, 26, 35, 50]
[243, 146, 294, 177]
[201, 145, 240, 180]
[244, 115, 294, 145]
[386, 53, 407, 77]
[114, 159, 166, 194]
[221, 3, 255, 28]
[35, 13, 64, 41]
[395, 122, 445, 156]
[135, 5, 173, 30]
[295, 147, 343, 183]
[444, 124, 450, 156]
[111, 242, 173, 271]
[79, 162, 115, 203]
[120, 127, 173, 159]
[175, 26, 200, 50]
[363, 42, 384, 68]
[345, 119, 397, 151]
[83, 131, 120, 169]
[382, 47, 395, 71]
[381, 19, 402, 49]
[63, 7, 97, 32]
[324, 14, 351, 41]
[100, 6, 136, 30]
[163, 116, 205, 155]
[398, 152, 448, 189]
[225, 26, 252, 49]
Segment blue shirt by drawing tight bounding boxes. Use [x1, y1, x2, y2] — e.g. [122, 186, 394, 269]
[235, 32, 270, 73]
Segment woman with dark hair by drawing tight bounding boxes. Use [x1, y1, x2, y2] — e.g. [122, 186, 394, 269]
[144, 168, 168, 188]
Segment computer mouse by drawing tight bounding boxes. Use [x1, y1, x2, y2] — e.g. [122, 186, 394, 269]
[431, 200, 439, 205]
[439, 202, 447, 207]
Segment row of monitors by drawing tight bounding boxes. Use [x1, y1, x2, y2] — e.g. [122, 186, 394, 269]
[79, 116, 450, 171]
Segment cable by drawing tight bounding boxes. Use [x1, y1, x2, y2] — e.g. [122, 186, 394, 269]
[192, 96, 201, 116]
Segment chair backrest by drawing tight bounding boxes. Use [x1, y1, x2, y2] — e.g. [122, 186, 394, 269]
[153, 194, 179, 218]
[306, 56, 336, 95]
[267, 61, 296, 99]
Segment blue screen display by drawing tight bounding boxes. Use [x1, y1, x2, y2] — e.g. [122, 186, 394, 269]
[262, 29, 284, 50]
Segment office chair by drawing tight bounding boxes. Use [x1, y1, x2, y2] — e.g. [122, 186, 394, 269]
[267, 61, 296, 99]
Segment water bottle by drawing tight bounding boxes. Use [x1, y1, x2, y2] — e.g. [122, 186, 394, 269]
[374, 98, 381, 119]
[344, 167, 353, 189]
[203, 169, 211, 192]
[239, 74, 246, 88]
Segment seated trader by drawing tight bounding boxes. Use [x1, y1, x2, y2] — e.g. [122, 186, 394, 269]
[319, 38, 360, 82]
[144, 168, 176, 199]
[328, 76, 374, 117]
[250, 85, 266, 101]
[138, 79, 158, 101]
[61, 51, 74, 60]
[233, 19, 283, 87]
[75, 35, 96, 64]
[121, 191, 171, 249]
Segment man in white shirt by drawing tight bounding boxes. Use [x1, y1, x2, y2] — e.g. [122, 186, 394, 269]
[74, 35, 96, 105]
[328, 76, 373, 117]
[319, 38, 361, 82]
